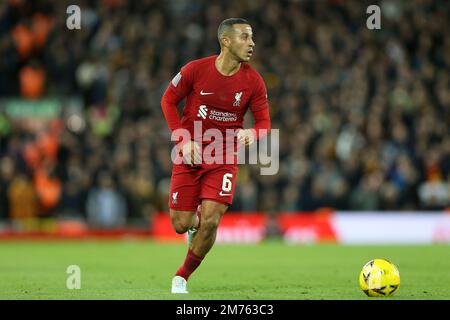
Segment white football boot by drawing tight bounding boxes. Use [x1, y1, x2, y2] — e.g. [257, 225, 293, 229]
[171, 276, 188, 294]
[186, 227, 198, 246]
[186, 205, 201, 246]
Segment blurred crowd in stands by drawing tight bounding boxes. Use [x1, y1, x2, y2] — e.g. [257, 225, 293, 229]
[0, 0, 449, 230]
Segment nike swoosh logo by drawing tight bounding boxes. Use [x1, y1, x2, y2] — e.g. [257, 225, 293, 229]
[200, 90, 214, 95]
[219, 191, 231, 196]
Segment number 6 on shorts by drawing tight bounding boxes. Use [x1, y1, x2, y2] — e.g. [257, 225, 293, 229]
[221, 173, 233, 192]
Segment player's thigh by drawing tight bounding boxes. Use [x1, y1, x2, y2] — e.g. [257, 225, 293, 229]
[169, 164, 202, 212]
[200, 164, 238, 207]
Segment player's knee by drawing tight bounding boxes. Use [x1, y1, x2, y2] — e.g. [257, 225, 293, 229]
[171, 218, 191, 234]
[172, 222, 190, 234]
[201, 216, 221, 234]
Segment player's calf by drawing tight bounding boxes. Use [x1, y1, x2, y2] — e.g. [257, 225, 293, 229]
[190, 201, 228, 256]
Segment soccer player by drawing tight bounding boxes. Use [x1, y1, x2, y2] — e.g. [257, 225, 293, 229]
[161, 18, 271, 293]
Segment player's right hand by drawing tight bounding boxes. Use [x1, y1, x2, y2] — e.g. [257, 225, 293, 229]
[181, 140, 202, 166]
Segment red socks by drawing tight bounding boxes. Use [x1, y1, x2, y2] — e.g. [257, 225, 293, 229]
[175, 249, 204, 281]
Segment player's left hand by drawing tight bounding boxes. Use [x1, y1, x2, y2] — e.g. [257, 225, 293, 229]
[237, 129, 255, 146]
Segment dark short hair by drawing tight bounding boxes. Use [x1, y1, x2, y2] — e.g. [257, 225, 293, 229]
[217, 18, 250, 42]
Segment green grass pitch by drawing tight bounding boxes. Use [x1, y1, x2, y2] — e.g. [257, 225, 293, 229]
[0, 241, 449, 299]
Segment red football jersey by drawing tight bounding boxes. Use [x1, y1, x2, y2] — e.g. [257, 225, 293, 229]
[163, 55, 269, 143]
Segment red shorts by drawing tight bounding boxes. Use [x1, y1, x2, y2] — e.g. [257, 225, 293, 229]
[168, 163, 238, 211]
